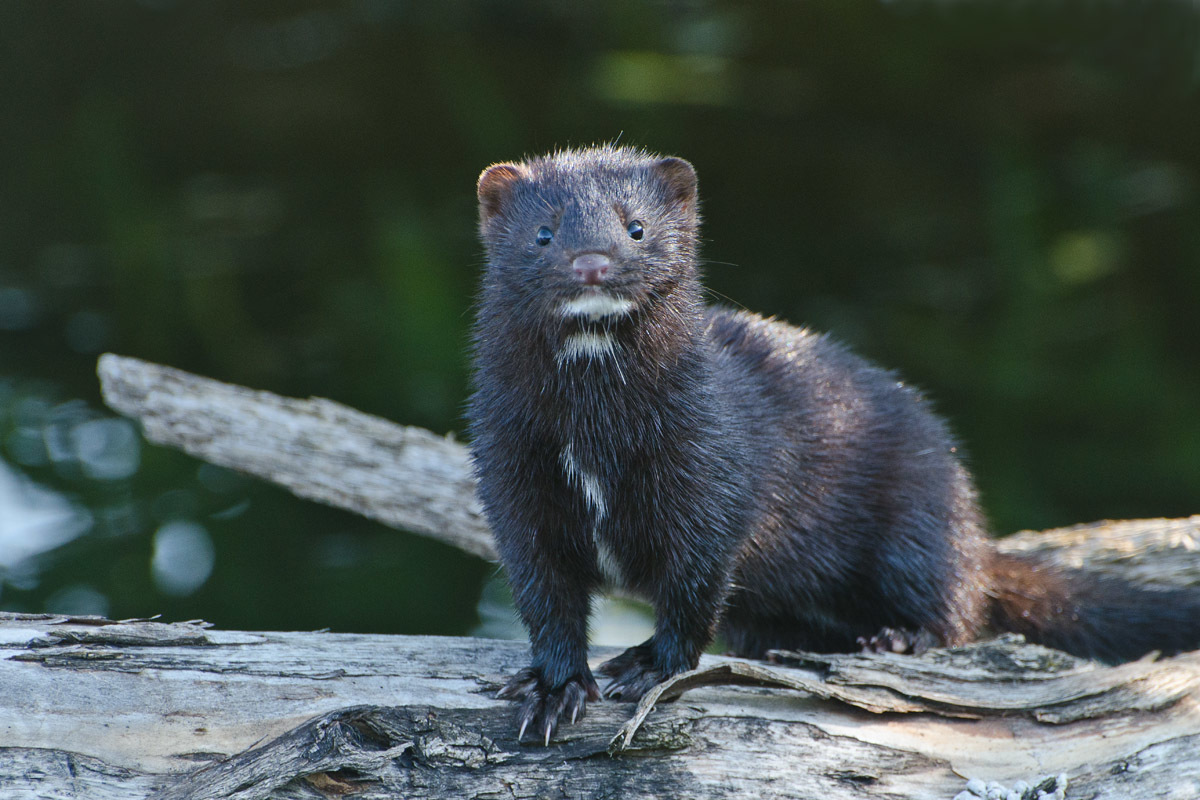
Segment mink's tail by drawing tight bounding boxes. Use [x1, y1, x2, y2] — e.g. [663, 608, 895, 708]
[986, 551, 1200, 663]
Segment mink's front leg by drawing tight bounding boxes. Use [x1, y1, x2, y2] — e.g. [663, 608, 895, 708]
[496, 535, 599, 744]
[600, 551, 728, 701]
[597, 639, 658, 699]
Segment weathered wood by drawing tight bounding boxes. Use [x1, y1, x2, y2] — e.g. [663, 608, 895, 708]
[3, 613, 1199, 799]
[997, 516, 1200, 589]
[96, 353, 494, 561]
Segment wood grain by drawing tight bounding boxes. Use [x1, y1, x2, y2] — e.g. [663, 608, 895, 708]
[3, 613, 1199, 799]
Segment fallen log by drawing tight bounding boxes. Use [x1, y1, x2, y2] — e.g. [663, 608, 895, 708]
[5, 353, 1185, 798]
[3, 613, 1199, 799]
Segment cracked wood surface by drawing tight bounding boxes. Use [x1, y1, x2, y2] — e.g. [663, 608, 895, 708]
[2, 613, 1200, 799]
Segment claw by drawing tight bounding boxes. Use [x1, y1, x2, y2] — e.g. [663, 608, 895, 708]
[499, 668, 597, 744]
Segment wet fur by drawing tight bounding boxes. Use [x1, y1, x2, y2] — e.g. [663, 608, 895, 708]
[467, 145, 1200, 743]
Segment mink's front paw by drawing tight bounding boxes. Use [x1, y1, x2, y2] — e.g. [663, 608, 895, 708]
[497, 667, 600, 745]
[598, 642, 667, 702]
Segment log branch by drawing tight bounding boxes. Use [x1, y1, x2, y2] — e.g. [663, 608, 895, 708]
[96, 353, 495, 561]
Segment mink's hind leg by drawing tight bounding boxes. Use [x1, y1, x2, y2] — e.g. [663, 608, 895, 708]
[497, 667, 600, 745]
[856, 626, 940, 655]
[718, 603, 864, 659]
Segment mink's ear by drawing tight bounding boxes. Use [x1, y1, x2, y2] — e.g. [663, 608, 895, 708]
[477, 163, 527, 222]
[654, 157, 698, 209]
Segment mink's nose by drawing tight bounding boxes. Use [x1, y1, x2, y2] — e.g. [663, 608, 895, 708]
[572, 253, 611, 286]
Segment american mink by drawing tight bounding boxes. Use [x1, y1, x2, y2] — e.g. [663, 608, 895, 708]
[467, 145, 1200, 744]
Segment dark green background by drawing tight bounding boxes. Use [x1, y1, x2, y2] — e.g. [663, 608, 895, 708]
[1, 1, 1197, 637]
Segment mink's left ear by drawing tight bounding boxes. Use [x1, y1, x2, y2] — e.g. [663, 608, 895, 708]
[654, 157, 698, 210]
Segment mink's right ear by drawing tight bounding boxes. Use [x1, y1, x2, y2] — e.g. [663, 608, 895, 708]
[477, 163, 527, 223]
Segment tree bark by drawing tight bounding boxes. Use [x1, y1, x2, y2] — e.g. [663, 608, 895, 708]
[12, 352, 1184, 799]
[3, 612, 1199, 800]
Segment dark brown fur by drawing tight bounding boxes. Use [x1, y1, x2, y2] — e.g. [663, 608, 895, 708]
[467, 145, 1200, 744]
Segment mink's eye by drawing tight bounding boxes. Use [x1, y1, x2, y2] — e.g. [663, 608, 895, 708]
[626, 220, 645, 241]
[535, 226, 554, 246]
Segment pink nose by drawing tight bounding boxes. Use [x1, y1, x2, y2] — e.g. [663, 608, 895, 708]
[572, 253, 611, 285]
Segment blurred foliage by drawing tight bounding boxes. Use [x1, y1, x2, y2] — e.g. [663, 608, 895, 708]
[0, 0, 1197, 635]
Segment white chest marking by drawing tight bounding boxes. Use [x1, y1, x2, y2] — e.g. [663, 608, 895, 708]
[559, 444, 606, 519]
[556, 331, 616, 364]
[558, 294, 635, 322]
[560, 444, 623, 585]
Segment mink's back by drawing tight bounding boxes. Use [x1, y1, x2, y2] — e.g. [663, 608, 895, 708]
[700, 307, 991, 654]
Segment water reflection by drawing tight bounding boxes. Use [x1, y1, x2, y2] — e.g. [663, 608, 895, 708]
[0, 287, 40, 331]
[24, 400, 142, 482]
[0, 458, 92, 584]
[0, 380, 252, 617]
[45, 584, 110, 617]
[64, 310, 114, 355]
[151, 520, 216, 597]
[0, 382, 143, 610]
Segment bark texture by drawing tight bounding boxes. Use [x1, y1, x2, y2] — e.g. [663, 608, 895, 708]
[3, 613, 1199, 799]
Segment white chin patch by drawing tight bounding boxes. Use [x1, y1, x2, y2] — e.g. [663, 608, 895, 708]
[558, 294, 635, 322]
[557, 331, 616, 363]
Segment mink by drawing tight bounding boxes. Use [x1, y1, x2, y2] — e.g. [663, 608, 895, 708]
[466, 145, 1200, 745]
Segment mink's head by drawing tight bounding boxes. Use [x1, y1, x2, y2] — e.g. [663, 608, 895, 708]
[475, 146, 700, 331]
